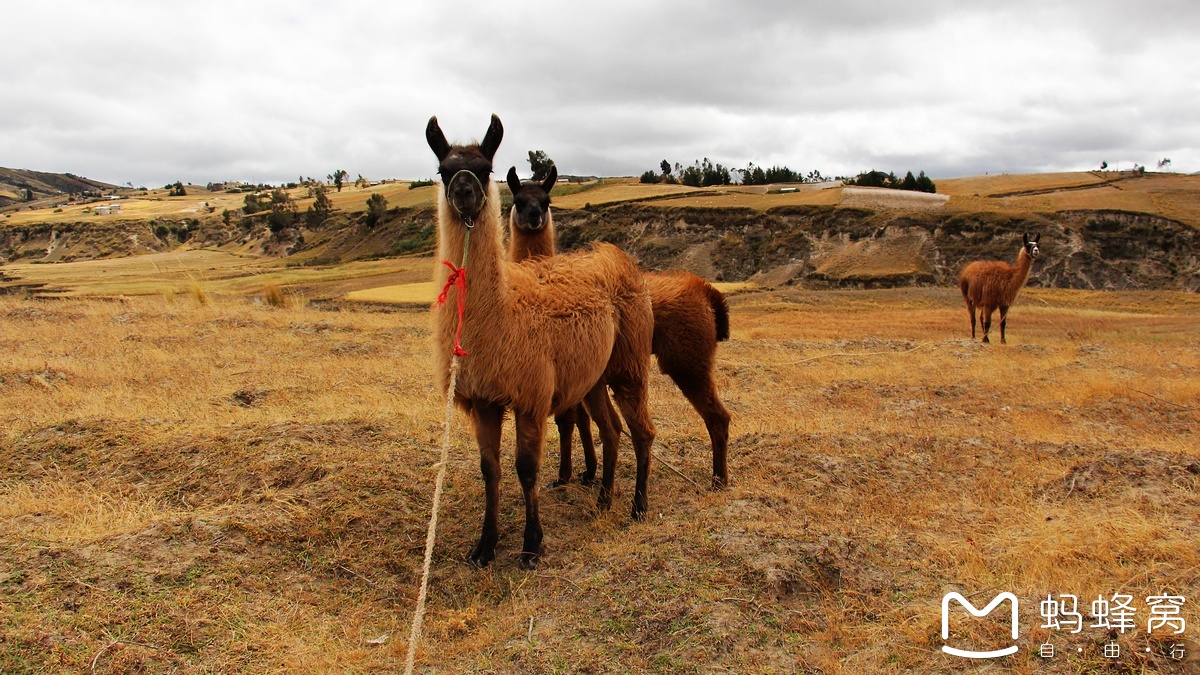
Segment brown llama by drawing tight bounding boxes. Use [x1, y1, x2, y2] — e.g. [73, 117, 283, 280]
[958, 232, 1040, 344]
[506, 166, 732, 488]
[427, 115, 656, 569]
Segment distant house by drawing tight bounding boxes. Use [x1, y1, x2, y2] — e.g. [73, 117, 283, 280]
[94, 204, 122, 215]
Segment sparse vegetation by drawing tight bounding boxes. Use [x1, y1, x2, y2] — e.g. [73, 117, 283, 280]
[0, 286, 1197, 671]
[408, 179, 435, 190]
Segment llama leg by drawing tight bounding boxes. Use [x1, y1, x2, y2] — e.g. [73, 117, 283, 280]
[999, 306, 1009, 344]
[671, 371, 731, 489]
[549, 409, 575, 489]
[575, 404, 598, 485]
[611, 381, 656, 521]
[980, 306, 993, 344]
[582, 383, 621, 511]
[967, 301, 976, 339]
[514, 410, 546, 569]
[468, 400, 504, 568]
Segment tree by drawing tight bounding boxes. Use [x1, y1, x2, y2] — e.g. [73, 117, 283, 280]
[355, 173, 370, 188]
[22, 188, 34, 202]
[169, 181, 186, 197]
[328, 169, 348, 192]
[365, 192, 388, 228]
[222, 208, 233, 226]
[1100, 161, 1108, 171]
[267, 189, 296, 233]
[243, 192, 266, 215]
[640, 170, 661, 184]
[660, 160, 672, 178]
[527, 150, 554, 182]
[1157, 158, 1172, 171]
[916, 171, 936, 193]
[305, 184, 334, 226]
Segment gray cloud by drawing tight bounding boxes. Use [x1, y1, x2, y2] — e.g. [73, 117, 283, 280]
[2, 1, 1196, 187]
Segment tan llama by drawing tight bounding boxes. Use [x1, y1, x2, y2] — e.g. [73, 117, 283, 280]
[505, 166, 732, 488]
[427, 115, 656, 569]
[958, 232, 1041, 344]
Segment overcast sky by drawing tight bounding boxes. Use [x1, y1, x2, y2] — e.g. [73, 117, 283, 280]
[3, 1, 1197, 187]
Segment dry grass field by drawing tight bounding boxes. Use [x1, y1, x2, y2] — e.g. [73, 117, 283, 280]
[2, 279, 1198, 672]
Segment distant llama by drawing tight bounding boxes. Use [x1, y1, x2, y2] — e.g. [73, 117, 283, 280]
[505, 166, 733, 488]
[958, 232, 1040, 344]
[427, 115, 656, 569]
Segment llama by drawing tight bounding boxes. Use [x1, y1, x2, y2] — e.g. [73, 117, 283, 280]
[503, 165, 598, 486]
[958, 232, 1040, 344]
[427, 115, 656, 569]
[506, 167, 733, 488]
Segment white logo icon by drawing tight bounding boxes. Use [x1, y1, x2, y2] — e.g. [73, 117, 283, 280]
[942, 592, 1020, 658]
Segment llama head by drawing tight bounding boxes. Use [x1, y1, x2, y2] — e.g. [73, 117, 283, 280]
[426, 114, 504, 221]
[506, 165, 557, 233]
[1022, 232, 1041, 259]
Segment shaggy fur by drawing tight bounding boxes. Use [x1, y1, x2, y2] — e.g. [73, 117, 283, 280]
[958, 232, 1040, 344]
[428, 116, 656, 569]
[506, 167, 732, 488]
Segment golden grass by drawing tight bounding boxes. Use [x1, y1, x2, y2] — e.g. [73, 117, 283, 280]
[1, 285, 1198, 672]
[344, 281, 435, 305]
[0, 249, 430, 298]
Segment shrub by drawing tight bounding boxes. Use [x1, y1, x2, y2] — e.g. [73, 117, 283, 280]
[305, 184, 334, 227]
[409, 179, 435, 190]
[365, 193, 388, 228]
[263, 283, 286, 308]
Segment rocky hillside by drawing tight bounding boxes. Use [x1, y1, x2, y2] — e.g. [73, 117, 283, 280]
[2, 203, 1197, 291]
[554, 205, 1199, 291]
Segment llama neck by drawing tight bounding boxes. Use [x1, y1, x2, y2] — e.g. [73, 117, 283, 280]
[507, 208, 557, 261]
[1012, 248, 1032, 288]
[435, 181, 508, 322]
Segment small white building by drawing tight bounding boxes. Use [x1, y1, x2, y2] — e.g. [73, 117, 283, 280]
[94, 204, 122, 215]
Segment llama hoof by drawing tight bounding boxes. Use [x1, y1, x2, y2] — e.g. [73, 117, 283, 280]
[981, 337, 990, 344]
[631, 499, 648, 522]
[596, 489, 613, 512]
[518, 551, 541, 570]
[546, 478, 571, 490]
[577, 470, 597, 487]
[711, 475, 729, 490]
[467, 545, 495, 569]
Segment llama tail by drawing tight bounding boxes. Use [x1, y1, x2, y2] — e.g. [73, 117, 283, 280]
[958, 273, 970, 300]
[705, 283, 731, 342]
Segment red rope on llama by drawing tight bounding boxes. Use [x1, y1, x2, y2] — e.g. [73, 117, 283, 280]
[435, 260, 468, 357]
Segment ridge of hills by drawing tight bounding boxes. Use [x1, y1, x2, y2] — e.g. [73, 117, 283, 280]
[1, 169, 1198, 295]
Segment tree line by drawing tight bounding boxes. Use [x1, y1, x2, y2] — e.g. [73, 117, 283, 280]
[640, 158, 935, 193]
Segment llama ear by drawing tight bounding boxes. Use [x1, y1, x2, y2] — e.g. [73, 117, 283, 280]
[541, 164, 558, 194]
[426, 116, 451, 162]
[480, 114, 503, 161]
[1033, 233, 1041, 243]
[1023, 232, 1030, 246]
[506, 167, 521, 195]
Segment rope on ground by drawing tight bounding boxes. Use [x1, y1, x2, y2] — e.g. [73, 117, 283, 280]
[406, 222, 472, 675]
[1129, 388, 1196, 411]
[404, 356, 460, 675]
